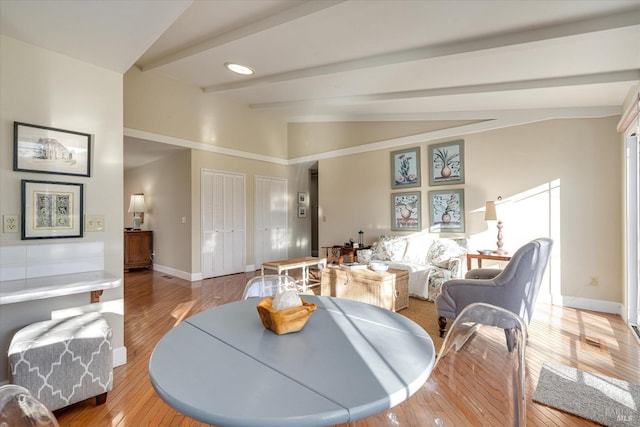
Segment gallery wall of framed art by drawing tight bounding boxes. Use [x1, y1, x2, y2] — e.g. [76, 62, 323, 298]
[389, 141, 465, 234]
[11, 121, 92, 240]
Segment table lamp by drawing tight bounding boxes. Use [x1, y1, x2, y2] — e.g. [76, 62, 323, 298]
[128, 194, 146, 230]
[484, 200, 506, 255]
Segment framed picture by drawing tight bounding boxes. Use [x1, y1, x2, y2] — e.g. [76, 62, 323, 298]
[391, 147, 421, 189]
[391, 191, 421, 231]
[14, 121, 91, 177]
[298, 192, 308, 205]
[298, 206, 308, 218]
[21, 179, 84, 240]
[428, 140, 464, 186]
[428, 189, 465, 233]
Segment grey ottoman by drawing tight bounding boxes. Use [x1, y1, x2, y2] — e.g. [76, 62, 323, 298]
[8, 312, 113, 411]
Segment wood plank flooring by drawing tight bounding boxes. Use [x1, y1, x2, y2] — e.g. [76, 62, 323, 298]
[54, 270, 640, 426]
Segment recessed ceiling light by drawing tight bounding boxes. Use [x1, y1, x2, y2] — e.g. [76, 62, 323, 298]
[225, 62, 255, 75]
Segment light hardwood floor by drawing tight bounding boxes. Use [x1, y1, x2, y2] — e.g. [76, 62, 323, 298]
[54, 270, 640, 426]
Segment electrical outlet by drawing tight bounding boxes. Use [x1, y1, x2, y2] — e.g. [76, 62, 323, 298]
[589, 276, 599, 286]
[3, 215, 19, 233]
[85, 215, 105, 232]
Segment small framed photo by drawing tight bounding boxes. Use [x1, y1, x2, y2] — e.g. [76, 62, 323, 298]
[21, 179, 84, 240]
[298, 206, 308, 218]
[428, 140, 464, 186]
[391, 147, 421, 189]
[298, 192, 308, 205]
[428, 189, 465, 233]
[391, 191, 421, 231]
[14, 121, 91, 177]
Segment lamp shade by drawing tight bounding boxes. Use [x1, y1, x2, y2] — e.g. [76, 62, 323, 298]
[484, 201, 497, 221]
[128, 194, 146, 213]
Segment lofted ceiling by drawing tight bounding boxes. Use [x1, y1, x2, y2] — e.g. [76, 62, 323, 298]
[1, 0, 639, 168]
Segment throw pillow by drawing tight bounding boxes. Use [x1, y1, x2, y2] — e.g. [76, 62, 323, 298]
[357, 249, 373, 264]
[403, 234, 433, 264]
[378, 235, 408, 262]
[426, 239, 467, 268]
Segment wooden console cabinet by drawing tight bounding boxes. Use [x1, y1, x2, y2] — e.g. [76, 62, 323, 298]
[124, 230, 153, 270]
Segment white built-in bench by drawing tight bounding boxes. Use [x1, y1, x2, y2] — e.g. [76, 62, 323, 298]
[0, 242, 121, 384]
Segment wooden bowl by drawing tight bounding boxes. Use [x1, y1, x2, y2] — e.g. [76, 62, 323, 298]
[256, 297, 317, 335]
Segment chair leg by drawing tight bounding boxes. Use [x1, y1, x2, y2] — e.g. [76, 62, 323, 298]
[504, 328, 516, 352]
[438, 316, 447, 338]
[95, 392, 108, 406]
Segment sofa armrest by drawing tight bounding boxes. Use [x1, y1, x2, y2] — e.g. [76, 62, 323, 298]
[446, 258, 462, 278]
[465, 268, 502, 280]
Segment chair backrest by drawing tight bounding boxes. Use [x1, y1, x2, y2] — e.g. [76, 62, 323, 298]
[493, 237, 553, 324]
[242, 275, 302, 299]
[425, 302, 527, 426]
[0, 384, 60, 427]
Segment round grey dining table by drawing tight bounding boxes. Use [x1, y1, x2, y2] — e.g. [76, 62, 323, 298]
[149, 294, 435, 427]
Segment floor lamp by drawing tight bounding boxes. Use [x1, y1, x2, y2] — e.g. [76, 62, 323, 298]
[485, 200, 507, 255]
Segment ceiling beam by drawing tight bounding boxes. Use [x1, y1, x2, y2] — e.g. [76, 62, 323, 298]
[140, 0, 346, 71]
[248, 70, 640, 110]
[204, 8, 640, 94]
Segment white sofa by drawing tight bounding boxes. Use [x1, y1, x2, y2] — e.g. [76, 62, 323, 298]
[357, 234, 467, 301]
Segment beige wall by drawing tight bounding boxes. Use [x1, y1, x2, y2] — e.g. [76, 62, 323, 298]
[317, 117, 623, 303]
[124, 149, 191, 273]
[288, 120, 481, 158]
[0, 35, 125, 375]
[124, 67, 288, 159]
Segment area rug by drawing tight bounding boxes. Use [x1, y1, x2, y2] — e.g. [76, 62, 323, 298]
[533, 361, 640, 427]
[399, 297, 444, 353]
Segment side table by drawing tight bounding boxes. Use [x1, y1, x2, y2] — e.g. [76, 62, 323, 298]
[467, 253, 511, 271]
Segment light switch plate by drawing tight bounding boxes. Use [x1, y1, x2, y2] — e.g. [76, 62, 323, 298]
[3, 215, 19, 233]
[85, 215, 105, 232]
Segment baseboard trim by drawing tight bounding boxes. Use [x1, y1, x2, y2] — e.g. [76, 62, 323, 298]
[113, 346, 127, 367]
[550, 294, 622, 315]
[153, 264, 258, 282]
[153, 264, 193, 281]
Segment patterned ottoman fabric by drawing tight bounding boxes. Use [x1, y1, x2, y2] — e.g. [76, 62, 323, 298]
[8, 312, 113, 412]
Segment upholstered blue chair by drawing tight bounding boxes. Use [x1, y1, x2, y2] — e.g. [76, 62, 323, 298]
[436, 237, 553, 338]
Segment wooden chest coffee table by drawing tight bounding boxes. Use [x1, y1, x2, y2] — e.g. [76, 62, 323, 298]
[320, 266, 409, 311]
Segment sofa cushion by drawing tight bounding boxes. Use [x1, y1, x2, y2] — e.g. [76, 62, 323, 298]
[402, 234, 434, 265]
[371, 235, 407, 262]
[426, 239, 467, 268]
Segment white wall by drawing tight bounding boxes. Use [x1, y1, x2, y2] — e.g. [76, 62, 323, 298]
[0, 35, 125, 381]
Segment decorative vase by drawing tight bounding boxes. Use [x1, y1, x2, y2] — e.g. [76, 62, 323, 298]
[442, 212, 451, 224]
[440, 164, 451, 178]
[400, 207, 412, 221]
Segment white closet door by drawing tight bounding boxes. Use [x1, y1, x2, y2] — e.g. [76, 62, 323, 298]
[202, 170, 246, 278]
[255, 176, 287, 267]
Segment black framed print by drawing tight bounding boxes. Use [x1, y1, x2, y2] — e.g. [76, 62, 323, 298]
[14, 122, 91, 177]
[21, 179, 84, 240]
